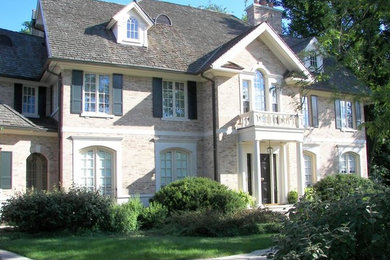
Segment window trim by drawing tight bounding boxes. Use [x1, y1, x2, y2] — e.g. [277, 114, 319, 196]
[22, 85, 39, 118]
[303, 152, 316, 187]
[0, 151, 12, 189]
[161, 80, 188, 121]
[335, 99, 361, 131]
[339, 152, 359, 174]
[160, 149, 190, 188]
[81, 73, 113, 117]
[126, 17, 139, 41]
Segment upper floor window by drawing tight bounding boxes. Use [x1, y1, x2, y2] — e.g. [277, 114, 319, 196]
[242, 80, 250, 113]
[80, 148, 113, 195]
[254, 71, 266, 111]
[340, 152, 358, 174]
[22, 86, 38, 117]
[335, 100, 362, 130]
[83, 73, 111, 114]
[309, 55, 318, 69]
[302, 95, 319, 128]
[160, 149, 189, 187]
[127, 17, 139, 40]
[162, 80, 186, 119]
[270, 85, 279, 112]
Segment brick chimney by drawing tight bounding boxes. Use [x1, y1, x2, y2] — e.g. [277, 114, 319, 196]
[246, 0, 283, 34]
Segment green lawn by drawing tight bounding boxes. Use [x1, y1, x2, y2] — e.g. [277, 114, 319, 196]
[0, 231, 274, 260]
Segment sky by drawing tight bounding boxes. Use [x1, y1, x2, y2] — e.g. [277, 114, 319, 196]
[0, 0, 248, 32]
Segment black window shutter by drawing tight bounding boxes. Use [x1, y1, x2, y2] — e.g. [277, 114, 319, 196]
[310, 95, 319, 127]
[71, 70, 83, 114]
[152, 77, 163, 118]
[112, 74, 123, 116]
[0, 151, 12, 189]
[13, 83, 23, 113]
[187, 81, 197, 120]
[335, 99, 342, 129]
[38, 87, 46, 118]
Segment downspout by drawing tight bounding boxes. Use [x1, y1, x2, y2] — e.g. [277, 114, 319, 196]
[45, 65, 63, 188]
[201, 72, 219, 182]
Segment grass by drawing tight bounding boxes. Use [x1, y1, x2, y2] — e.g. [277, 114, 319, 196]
[0, 230, 274, 260]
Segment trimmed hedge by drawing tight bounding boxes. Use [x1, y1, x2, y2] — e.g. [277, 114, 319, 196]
[151, 177, 247, 214]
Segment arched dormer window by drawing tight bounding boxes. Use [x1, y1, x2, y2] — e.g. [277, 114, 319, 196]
[254, 70, 266, 111]
[127, 17, 139, 40]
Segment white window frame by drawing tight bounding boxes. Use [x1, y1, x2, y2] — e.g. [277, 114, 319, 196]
[160, 149, 190, 188]
[270, 84, 279, 112]
[303, 152, 316, 187]
[22, 86, 39, 118]
[155, 140, 197, 191]
[254, 70, 266, 111]
[336, 100, 360, 130]
[339, 152, 358, 174]
[81, 73, 112, 117]
[309, 54, 318, 70]
[126, 17, 139, 40]
[162, 80, 188, 120]
[241, 79, 251, 113]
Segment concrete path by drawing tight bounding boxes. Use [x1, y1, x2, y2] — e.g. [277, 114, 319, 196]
[0, 249, 32, 260]
[194, 247, 276, 260]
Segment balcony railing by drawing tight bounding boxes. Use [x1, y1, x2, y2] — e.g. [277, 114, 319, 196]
[239, 111, 304, 129]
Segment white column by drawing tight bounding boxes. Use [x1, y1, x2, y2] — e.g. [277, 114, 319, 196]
[281, 143, 289, 204]
[253, 140, 262, 207]
[270, 148, 275, 204]
[296, 142, 305, 196]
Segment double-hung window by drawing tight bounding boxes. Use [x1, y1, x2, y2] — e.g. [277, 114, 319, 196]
[302, 95, 319, 128]
[340, 152, 358, 174]
[335, 100, 362, 130]
[22, 86, 38, 117]
[83, 73, 111, 114]
[162, 80, 186, 119]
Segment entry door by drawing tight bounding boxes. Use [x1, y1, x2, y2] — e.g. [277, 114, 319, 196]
[260, 154, 277, 204]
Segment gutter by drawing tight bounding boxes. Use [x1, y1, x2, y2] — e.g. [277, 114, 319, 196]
[201, 72, 219, 182]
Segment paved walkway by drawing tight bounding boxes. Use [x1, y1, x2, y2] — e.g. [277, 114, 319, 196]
[0, 249, 32, 260]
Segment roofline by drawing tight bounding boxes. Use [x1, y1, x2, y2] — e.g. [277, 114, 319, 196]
[106, 1, 154, 30]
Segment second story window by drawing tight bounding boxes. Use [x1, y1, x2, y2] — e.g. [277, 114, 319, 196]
[83, 74, 111, 114]
[335, 100, 362, 130]
[302, 95, 319, 128]
[162, 81, 186, 119]
[22, 86, 38, 117]
[270, 85, 279, 112]
[127, 17, 139, 40]
[309, 55, 317, 69]
[242, 80, 250, 113]
[254, 71, 266, 111]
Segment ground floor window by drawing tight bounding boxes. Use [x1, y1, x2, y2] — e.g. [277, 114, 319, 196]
[303, 153, 314, 187]
[26, 153, 47, 190]
[160, 149, 189, 187]
[80, 148, 113, 195]
[340, 152, 358, 174]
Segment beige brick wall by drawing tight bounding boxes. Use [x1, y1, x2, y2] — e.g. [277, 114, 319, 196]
[0, 133, 59, 198]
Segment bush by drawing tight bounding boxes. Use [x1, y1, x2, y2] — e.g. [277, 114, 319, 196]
[237, 190, 256, 208]
[287, 190, 298, 204]
[109, 197, 143, 233]
[275, 186, 390, 259]
[139, 201, 168, 229]
[0, 188, 112, 233]
[151, 177, 247, 214]
[313, 174, 375, 202]
[165, 208, 286, 237]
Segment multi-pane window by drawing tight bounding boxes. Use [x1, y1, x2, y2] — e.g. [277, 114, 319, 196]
[309, 55, 317, 69]
[84, 74, 110, 114]
[302, 96, 309, 127]
[160, 150, 189, 187]
[270, 85, 278, 112]
[335, 100, 361, 129]
[340, 152, 357, 174]
[242, 80, 250, 113]
[304, 154, 313, 187]
[162, 81, 185, 119]
[127, 17, 139, 40]
[80, 148, 113, 195]
[302, 95, 319, 128]
[254, 71, 266, 111]
[22, 86, 37, 116]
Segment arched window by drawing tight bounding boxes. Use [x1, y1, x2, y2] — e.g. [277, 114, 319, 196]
[160, 149, 189, 187]
[26, 153, 47, 190]
[340, 152, 358, 174]
[303, 152, 316, 187]
[80, 148, 113, 195]
[127, 17, 139, 40]
[254, 71, 266, 111]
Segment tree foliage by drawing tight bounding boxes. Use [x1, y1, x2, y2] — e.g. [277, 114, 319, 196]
[20, 21, 32, 34]
[198, 1, 228, 14]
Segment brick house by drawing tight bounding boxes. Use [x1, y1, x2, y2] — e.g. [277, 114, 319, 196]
[0, 0, 368, 206]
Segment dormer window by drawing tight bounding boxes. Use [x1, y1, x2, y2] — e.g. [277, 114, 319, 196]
[309, 54, 318, 69]
[127, 17, 139, 40]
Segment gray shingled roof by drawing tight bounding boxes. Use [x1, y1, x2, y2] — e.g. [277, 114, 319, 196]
[0, 29, 46, 80]
[41, 0, 249, 74]
[281, 35, 312, 54]
[0, 104, 42, 130]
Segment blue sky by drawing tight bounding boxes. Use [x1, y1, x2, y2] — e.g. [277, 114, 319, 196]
[0, 0, 248, 32]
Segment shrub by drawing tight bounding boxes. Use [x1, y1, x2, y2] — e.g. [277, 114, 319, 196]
[237, 190, 256, 208]
[165, 208, 286, 237]
[151, 177, 247, 214]
[287, 190, 298, 204]
[313, 174, 375, 202]
[109, 197, 143, 233]
[139, 201, 168, 230]
[275, 186, 390, 259]
[0, 188, 112, 233]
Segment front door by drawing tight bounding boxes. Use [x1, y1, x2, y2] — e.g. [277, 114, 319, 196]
[260, 154, 277, 204]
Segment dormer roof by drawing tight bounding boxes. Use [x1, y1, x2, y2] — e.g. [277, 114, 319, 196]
[106, 1, 154, 30]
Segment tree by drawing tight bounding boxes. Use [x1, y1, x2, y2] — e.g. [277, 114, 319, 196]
[278, 0, 390, 183]
[20, 21, 32, 34]
[198, 1, 228, 14]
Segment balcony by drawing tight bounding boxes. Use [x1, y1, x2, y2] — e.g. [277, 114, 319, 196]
[239, 111, 304, 129]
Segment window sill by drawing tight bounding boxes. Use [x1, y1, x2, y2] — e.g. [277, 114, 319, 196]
[161, 117, 190, 122]
[340, 128, 357, 133]
[80, 113, 114, 119]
